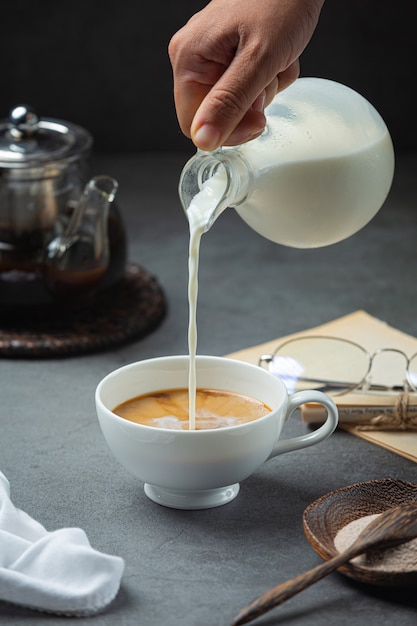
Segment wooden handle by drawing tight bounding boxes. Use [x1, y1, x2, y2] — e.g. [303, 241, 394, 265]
[231, 497, 417, 625]
[231, 551, 354, 626]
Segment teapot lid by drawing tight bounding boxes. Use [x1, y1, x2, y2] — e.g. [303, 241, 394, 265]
[0, 104, 93, 168]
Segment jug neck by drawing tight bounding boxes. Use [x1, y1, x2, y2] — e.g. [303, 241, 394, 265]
[179, 149, 253, 231]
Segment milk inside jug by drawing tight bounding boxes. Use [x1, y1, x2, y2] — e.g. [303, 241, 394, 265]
[179, 78, 395, 248]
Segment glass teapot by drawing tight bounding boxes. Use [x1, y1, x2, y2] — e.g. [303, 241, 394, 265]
[0, 105, 126, 312]
[180, 78, 395, 248]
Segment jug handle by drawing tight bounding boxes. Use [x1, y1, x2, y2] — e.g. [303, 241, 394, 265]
[268, 390, 338, 458]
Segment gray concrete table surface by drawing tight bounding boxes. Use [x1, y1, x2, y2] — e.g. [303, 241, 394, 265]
[1, 151, 416, 625]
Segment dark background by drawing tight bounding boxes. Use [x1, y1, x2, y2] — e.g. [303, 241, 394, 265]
[1, 0, 415, 153]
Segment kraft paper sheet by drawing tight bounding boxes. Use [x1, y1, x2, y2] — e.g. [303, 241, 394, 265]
[226, 310, 417, 464]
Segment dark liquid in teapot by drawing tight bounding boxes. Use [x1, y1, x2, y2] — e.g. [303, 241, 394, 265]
[43, 260, 108, 298]
[0, 204, 127, 314]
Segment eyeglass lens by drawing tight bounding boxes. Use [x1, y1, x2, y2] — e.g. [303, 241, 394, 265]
[269, 337, 371, 395]
[407, 354, 417, 390]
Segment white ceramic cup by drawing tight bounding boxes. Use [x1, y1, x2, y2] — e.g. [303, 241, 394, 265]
[95, 355, 338, 510]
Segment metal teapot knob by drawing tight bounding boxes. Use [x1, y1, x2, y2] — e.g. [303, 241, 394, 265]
[8, 104, 39, 140]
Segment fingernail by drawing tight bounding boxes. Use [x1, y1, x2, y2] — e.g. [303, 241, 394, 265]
[192, 124, 221, 151]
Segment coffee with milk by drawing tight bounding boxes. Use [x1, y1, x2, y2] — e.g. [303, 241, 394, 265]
[113, 388, 271, 430]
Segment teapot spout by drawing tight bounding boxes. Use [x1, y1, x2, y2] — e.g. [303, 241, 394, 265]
[44, 175, 118, 299]
[71, 175, 118, 237]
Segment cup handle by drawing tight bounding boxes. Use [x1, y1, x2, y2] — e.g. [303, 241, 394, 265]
[268, 390, 338, 458]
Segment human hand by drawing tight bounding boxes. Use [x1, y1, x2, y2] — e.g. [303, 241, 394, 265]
[169, 0, 324, 151]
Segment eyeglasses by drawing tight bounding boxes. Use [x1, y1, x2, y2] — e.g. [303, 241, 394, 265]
[259, 336, 417, 396]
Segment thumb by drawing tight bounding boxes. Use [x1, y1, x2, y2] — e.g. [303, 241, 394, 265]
[190, 63, 268, 151]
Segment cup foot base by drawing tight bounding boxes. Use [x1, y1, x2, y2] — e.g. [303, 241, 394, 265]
[144, 483, 240, 509]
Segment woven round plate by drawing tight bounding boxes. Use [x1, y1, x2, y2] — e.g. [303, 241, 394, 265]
[303, 478, 417, 586]
[0, 263, 166, 357]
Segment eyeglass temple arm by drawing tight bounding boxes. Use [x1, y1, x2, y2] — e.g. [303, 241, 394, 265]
[293, 377, 404, 393]
[258, 355, 405, 393]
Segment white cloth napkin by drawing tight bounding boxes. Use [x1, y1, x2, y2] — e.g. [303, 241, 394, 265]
[0, 471, 124, 616]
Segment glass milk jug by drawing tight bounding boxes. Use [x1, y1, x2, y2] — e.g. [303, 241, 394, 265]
[179, 78, 395, 248]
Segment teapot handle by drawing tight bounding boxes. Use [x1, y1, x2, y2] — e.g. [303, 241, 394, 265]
[268, 390, 338, 458]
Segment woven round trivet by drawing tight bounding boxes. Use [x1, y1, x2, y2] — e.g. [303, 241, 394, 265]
[0, 263, 166, 357]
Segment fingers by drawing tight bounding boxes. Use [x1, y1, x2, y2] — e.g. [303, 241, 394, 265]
[191, 95, 268, 151]
[188, 60, 279, 151]
[275, 59, 301, 94]
[220, 62, 300, 147]
[170, 40, 299, 151]
[192, 109, 265, 150]
[190, 62, 301, 151]
[194, 90, 268, 149]
[169, 0, 323, 151]
[169, 11, 279, 150]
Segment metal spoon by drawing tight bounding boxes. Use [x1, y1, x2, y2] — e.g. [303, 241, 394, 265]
[231, 501, 417, 626]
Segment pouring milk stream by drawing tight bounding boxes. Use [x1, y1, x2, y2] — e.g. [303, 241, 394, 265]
[182, 78, 395, 429]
